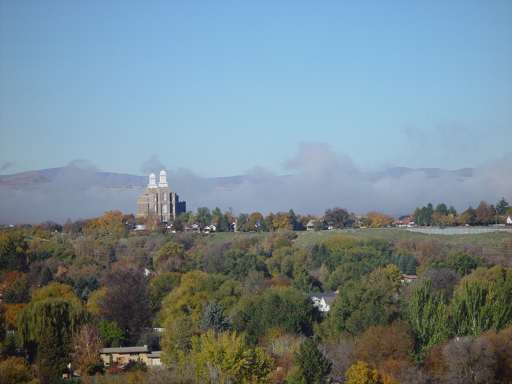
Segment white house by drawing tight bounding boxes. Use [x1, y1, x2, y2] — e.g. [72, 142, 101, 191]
[308, 293, 337, 314]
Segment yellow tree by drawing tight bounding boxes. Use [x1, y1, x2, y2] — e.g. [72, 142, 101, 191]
[345, 361, 381, 384]
[192, 330, 275, 384]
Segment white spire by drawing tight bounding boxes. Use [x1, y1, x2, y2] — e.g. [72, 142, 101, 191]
[159, 170, 168, 187]
[148, 172, 157, 188]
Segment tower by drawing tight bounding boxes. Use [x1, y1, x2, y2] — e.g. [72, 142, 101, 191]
[137, 170, 186, 222]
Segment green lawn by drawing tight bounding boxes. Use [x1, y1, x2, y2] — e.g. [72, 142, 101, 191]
[293, 228, 512, 253]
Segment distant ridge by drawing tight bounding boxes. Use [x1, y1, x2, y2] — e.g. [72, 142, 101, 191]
[0, 166, 474, 190]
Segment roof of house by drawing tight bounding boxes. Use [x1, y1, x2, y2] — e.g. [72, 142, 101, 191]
[100, 346, 148, 354]
[147, 351, 162, 358]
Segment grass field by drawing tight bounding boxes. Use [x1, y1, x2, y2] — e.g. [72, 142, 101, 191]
[205, 228, 512, 254]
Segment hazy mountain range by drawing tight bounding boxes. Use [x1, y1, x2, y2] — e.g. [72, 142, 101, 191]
[0, 166, 474, 191]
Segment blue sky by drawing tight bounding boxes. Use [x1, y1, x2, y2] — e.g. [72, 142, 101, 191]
[1, 0, 511, 178]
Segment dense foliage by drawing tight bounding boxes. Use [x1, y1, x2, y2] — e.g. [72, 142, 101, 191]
[0, 202, 511, 382]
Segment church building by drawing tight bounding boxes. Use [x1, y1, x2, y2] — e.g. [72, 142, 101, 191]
[136, 170, 186, 222]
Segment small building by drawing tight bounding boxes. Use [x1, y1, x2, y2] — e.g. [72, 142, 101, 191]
[401, 274, 418, 283]
[184, 224, 200, 233]
[99, 345, 162, 367]
[308, 292, 337, 314]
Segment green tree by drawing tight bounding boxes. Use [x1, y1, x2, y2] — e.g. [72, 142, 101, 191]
[451, 278, 512, 337]
[149, 272, 181, 310]
[40, 267, 53, 286]
[221, 214, 231, 232]
[18, 298, 91, 347]
[435, 203, 448, 215]
[408, 278, 452, 361]
[196, 207, 212, 229]
[294, 338, 331, 384]
[0, 232, 29, 273]
[495, 197, 509, 215]
[37, 325, 72, 378]
[98, 320, 126, 347]
[237, 213, 248, 232]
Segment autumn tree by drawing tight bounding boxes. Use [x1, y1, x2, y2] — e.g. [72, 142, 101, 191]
[354, 323, 414, 369]
[191, 330, 275, 384]
[443, 336, 496, 384]
[345, 361, 381, 384]
[324, 207, 349, 228]
[0, 232, 29, 273]
[0, 357, 38, 383]
[98, 264, 151, 342]
[474, 201, 495, 225]
[72, 324, 104, 376]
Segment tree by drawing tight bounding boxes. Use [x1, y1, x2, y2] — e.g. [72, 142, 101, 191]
[354, 323, 414, 369]
[324, 207, 349, 228]
[345, 361, 380, 384]
[451, 278, 512, 337]
[40, 267, 53, 286]
[237, 213, 248, 232]
[474, 201, 494, 225]
[0, 357, 38, 383]
[0, 232, 29, 273]
[191, 330, 275, 384]
[313, 220, 326, 231]
[18, 298, 91, 347]
[98, 320, 126, 347]
[443, 336, 495, 384]
[220, 214, 231, 232]
[294, 338, 332, 383]
[98, 264, 151, 342]
[408, 279, 452, 361]
[196, 207, 212, 229]
[199, 300, 230, 334]
[37, 325, 72, 378]
[495, 197, 509, 216]
[435, 203, 448, 216]
[72, 324, 104, 376]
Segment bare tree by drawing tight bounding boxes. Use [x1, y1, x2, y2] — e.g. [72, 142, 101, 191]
[319, 339, 355, 383]
[443, 336, 495, 384]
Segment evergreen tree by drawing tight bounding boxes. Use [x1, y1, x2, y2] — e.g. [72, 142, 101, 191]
[292, 270, 313, 293]
[404, 256, 417, 275]
[37, 326, 72, 378]
[199, 300, 230, 334]
[105, 244, 117, 268]
[496, 197, 509, 215]
[294, 338, 331, 384]
[40, 267, 53, 286]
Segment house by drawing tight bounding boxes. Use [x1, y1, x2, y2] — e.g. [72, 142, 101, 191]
[99, 345, 162, 367]
[396, 216, 413, 227]
[308, 292, 337, 314]
[507, 215, 512, 226]
[401, 274, 418, 283]
[306, 220, 327, 231]
[184, 224, 200, 233]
